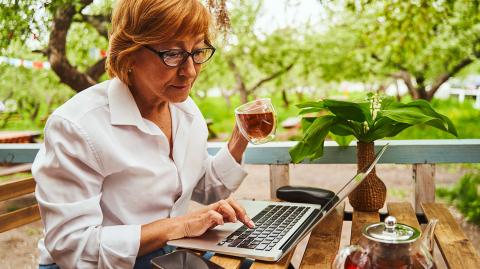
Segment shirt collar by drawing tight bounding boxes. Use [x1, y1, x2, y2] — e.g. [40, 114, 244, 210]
[108, 77, 145, 127]
[107, 77, 196, 130]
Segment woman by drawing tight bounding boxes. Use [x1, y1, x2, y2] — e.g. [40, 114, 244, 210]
[32, 0, 253, 268]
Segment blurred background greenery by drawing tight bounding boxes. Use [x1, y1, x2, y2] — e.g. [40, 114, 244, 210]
[1, 0, 480, 228]
[1, 0, 480, 140]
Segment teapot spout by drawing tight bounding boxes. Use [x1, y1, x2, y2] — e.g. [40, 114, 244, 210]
[421, 218, 438, 252]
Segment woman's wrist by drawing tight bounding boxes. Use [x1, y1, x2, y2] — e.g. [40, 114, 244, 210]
[139, 217, 186, 256]
[228, 125, 248, 163]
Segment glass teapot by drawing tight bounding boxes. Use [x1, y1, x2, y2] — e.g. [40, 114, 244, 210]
[333, 216, 438, 269]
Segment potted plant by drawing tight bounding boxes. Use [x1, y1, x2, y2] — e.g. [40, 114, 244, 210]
[289, 93, 457, 211]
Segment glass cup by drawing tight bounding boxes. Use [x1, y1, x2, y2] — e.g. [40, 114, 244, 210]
[235, 98, 277, 144]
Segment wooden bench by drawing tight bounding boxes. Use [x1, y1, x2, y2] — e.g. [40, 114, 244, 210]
[198, 202, 480, 268]
[0, 131, 41, 144]
[0, 177, 40, 233]
[1, 140, 480, 267]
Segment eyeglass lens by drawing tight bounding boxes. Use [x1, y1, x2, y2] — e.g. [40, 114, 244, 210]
[163, 48, 214, 67]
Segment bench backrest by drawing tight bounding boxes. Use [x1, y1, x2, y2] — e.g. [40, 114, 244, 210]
[0, 177, 40, 233]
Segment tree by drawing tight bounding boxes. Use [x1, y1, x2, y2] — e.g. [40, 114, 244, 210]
[1, 0, 112, 92]
[1, 0, 230, 93]
[206, 0, 299, 104]
[325, 0, 480, 101]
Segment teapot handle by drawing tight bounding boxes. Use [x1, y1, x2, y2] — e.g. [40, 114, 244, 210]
[332, 245, 370, 269]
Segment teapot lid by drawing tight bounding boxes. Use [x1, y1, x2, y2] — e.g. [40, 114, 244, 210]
[362, 216, 421, 244]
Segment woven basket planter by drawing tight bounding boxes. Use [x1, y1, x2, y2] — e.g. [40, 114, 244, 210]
[348, 141, 386, 211]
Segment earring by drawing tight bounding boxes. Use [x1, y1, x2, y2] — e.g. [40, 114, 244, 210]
[128, 68, 132, 73]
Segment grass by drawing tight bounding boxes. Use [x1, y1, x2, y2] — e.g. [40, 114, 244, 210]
[195, 90, 302, 141]
[195, 92, 480, 140]
[2, 89, 479, 141]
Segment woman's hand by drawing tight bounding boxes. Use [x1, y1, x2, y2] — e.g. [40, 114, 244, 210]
[228, 124, 248, 163]
[139, 198, 253, 255]
[181, 197, 254, 238]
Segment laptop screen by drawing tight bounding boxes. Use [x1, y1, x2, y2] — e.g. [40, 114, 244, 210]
[319, 143, 389, 217]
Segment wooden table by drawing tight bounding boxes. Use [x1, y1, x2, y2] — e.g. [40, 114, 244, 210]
[195, 202, 480, 269]
[0, 131, 41, 143]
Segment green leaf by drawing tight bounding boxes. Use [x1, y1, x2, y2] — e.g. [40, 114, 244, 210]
[330, 121, 355, 136]
[381, 107, 437, 125]
[323, 99, 367, 122]
[382, 100, 457, 137]
[331, 134, 355, 147]
[302, 115, 336, 143]
[300, 117, 316, 132]
[289, 115, 336, 163]
[359, 101, 373, 124]
[295, 101, 324, 109]
[404, 100, 458, 137]
[289, 141, 312, 164]
[361, 117, 411, 142]
[298, 107, 324, 115]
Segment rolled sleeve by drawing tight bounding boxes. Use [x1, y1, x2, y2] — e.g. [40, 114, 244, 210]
[33, 115, 140, 269]
[211, 145, 248, 191]
[192, 144, 248, 205]
[98, 225, 141, 268]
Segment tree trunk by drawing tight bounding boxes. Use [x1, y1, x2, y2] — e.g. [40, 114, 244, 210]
[415, 76, 429, 100]
[394, 79, 402, 102]
[47, 1, 103, 93]
[348, 141, 386, 212]
[281, 88, 289, 108]
[239, 85, 249, 104]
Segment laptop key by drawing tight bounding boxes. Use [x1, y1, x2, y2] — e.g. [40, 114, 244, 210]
[256, 243, 268, 250]
[227, 239, 244, 247]
[219, 204, 312, 251]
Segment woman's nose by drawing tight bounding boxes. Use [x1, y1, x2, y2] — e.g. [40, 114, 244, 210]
[178, 57, 197, 78]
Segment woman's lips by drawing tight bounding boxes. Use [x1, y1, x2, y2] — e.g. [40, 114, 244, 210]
[171, 85, 189, 90]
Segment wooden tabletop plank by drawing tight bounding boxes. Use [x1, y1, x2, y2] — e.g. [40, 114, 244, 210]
[351, 210, 380, 245]
[422, 203, 480, 269]
[299, 202, 345, 269]
[387, 202, 421, 230]
[250, 249, 295, 269]
[210, 254, 242, 269]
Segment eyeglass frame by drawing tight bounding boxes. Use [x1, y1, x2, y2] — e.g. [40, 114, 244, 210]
[144, 42, 216, 67]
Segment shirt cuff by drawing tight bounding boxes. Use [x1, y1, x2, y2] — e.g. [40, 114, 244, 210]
[212, 145, 248, 191]
[99, 225, 141, 268]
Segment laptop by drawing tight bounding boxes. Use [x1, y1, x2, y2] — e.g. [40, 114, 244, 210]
[168, 144, 389, 262]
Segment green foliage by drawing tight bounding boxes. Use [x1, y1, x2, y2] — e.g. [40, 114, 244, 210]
[394, 98, 480, 139]
[0, 42, 73, 130]
[196, 0, 317, 102]
[437, 172, 480, 225]
[289, 94, 457, 163]
[66, 23, 109, 71]
[0, 0, 42, 49]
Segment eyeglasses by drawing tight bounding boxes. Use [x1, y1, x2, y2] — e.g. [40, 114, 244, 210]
[144, 45, 216, 67]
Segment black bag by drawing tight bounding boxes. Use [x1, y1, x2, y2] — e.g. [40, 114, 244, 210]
[151, 250, 224, 269]
[276, 185, 336, 207]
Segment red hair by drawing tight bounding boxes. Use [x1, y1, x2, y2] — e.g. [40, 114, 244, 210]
[106, 0, 212, 85]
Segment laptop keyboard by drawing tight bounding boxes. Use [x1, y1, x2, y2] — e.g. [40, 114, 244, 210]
[217, 205, 309, 251]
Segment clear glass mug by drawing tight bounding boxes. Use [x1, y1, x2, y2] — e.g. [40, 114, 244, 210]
[234, 98, 277, 145]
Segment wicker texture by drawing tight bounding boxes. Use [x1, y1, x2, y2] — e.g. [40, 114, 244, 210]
[348, 141, 386, 211]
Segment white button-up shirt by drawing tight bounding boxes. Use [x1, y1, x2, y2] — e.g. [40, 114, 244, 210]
[32, 78, 247, 269]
